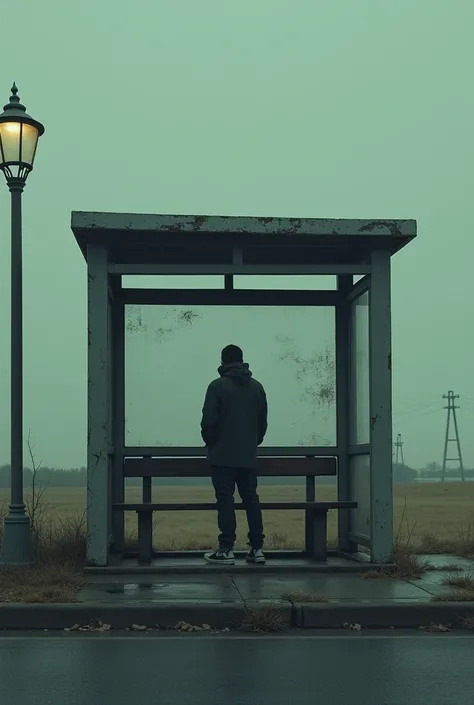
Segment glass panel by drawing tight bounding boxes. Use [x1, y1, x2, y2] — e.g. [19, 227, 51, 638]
[19, 123, 39, 166]
[0, 122, 38, 166]
[125, 305, 336, 447]
[350, 292, 369, 445]
[350, 453, 371, 539]
[122, 275, 223, 289]
[0, 122, 21, 162]
[235, 275, 337, 290]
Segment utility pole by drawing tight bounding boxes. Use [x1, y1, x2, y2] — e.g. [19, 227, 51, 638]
[394, 433, 405, 465]
[441, 391, 465, 482]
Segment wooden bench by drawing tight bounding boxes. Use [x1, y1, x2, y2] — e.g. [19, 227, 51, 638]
[112, 456, 357, 563]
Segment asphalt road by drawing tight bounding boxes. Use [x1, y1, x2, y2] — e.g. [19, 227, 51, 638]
[0, 632, 473, 705]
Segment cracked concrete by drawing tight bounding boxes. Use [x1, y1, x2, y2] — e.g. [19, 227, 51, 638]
[79, 554, 474, 605]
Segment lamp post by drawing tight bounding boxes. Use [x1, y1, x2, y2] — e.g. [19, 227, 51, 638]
[0, 84, 44, 565]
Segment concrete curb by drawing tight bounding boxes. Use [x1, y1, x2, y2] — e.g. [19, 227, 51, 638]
[0, 602, 291, 631]
[0, 601, 472, 631]
[298, 601, 474, 629]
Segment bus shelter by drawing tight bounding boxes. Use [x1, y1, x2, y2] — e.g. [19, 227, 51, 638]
[71, 212, 416, 566]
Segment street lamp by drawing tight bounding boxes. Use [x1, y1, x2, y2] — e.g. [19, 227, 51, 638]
[0, 84, 44, 565]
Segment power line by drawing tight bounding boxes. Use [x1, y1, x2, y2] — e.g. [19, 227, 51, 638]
[394, 399, 440, 417]
[417, 407, 444, 419]
[441, 390, 465, 482]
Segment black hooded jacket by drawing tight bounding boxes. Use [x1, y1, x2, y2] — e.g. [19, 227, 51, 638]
[200, 362, 268, 468]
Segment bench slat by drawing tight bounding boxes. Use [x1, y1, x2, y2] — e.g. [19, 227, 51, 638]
[123, 456, 337, 478]
[112, 501, 357, 511]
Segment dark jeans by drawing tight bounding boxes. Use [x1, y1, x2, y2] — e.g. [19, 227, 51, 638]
[211, 466, 265, 551]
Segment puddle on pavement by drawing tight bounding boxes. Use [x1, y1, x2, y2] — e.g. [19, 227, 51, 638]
[104, 584, 162, 595]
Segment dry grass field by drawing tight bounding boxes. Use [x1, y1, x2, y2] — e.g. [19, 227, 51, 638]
[1, 481, 473, 552]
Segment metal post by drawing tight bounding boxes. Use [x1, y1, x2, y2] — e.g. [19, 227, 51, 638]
[0, 84, 44, 565]
[0, 181, 33, 564]
[304, 474, 315, 556]
[111, 284, 125, 551]
[336, 275, 355, 553]
[369, 250, 393, 563]
[86, 244, 110, 566]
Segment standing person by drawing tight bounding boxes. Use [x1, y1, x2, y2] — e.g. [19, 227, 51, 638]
[201, 345, 268, 565]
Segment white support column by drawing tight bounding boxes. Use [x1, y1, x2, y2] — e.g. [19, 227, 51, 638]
[87, 244, 110, 566]
[369, 250, 393, 563]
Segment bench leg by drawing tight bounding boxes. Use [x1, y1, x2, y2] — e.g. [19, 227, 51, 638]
[304, 475, 316, 557]
[310, 510, 328, 562]
[138, 511, 153, 564]
[305, 509, 315, 557]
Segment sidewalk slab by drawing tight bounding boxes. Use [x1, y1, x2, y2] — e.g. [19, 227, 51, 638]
[406, 573, 474, 598]
[232, 574, 432, 602]
[79, 574, 237, 604]
[80, 573, 432, 605]
[421, 555, 474, 570]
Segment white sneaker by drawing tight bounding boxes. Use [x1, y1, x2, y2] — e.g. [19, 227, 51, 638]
[204, 548, 235, 565]
[245, 548, 266, 564]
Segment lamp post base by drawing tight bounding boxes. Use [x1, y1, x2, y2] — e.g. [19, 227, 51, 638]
[0, 510, 34, 566]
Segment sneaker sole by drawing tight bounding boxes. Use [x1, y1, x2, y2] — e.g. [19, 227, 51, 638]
[204, 556, 235, 565]
[245, 557, 266, 564]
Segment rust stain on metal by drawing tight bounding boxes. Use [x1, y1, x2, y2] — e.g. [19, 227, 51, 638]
[192, 215, 207, 231]
[358, 220, 402, 237]
[275, 218, 304, 235]
[162, 222, 184, 232]
[371, 414, 380, 430]
[276, 226, 299, 235]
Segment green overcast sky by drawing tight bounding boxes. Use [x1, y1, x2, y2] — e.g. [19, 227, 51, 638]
[1, 0, 473, 470]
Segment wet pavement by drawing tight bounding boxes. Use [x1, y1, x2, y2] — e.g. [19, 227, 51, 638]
[1, 632, 473, 704]
[80, 554, 474, 604]
[99, 554, 370, 573]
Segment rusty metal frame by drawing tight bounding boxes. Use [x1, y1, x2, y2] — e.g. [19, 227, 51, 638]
[120, 289, 339, 306]
[109, 264, 371, 275]
[72, 211, 416, 243]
